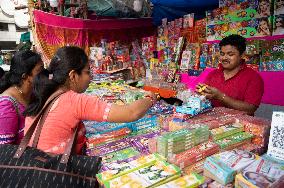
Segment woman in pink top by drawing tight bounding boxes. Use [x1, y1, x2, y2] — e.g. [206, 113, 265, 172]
[0, 50, 43, 144]
[24, 46, 157, 155]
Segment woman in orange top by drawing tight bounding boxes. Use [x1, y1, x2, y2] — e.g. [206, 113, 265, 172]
[24, 46, 157, 154]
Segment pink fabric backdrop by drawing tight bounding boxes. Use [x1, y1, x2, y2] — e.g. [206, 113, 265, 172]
[34, 10, 154, 30]
[181, 69, 284, 106]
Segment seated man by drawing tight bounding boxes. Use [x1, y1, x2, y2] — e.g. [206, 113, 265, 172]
[197, 34, 264, 115]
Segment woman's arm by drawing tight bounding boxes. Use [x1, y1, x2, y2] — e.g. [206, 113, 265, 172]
[107, 92, 157, 123]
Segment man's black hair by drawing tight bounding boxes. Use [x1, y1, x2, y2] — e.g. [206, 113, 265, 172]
[219, 34, 246, 54]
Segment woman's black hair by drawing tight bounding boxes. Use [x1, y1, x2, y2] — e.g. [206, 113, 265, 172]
[219, 34, 246, 55]
[25, 46, 88, 116]
[0, 50, 42, 93]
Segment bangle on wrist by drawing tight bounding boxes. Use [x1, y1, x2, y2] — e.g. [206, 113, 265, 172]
[221, 93, 226, 100]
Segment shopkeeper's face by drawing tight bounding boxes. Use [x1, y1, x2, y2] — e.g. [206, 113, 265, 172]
[220, 45, 242, 70]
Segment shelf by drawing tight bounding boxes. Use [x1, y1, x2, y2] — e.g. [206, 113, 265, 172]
[206, 34, 284, 44]
[102, 67, 131, 74]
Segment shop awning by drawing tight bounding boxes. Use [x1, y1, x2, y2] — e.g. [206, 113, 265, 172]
[150, 0, 219, 25]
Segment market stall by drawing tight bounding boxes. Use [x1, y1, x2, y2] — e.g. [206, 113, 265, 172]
[81, 0, 284, 187]
[1, 0, 284, 188]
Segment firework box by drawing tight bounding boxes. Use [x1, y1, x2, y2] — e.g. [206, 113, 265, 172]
[199, 176, 234, 188]
[157, 125, 209, 158]
[235, 158, 284, 188]
[131, 115, 158, 132]
[97, 153, 165, 184]
[128, 132, 161, 152]
[203, 117, 237, 130]
[86, 138, 131, 156]
[157, 129, 195, 158]
[84, 121, 132, 135]
[156, 173, 205, 188]
[103, 160, 181, 188]
[101, 147, 140, 164]
[204, 149, 258, 185]
[86, 128, 131, 149]
[210, 122, 244, 141]
[237, 115, 271, 147]
[204, 157, 235, 185]
[222, 139, 252, 151]
[183, 160, 205, 175]
[237, 115, 271, 136]
[169, 141, 220, 168]
[148, 137, 158, 153]
[215, 132, 254, 149]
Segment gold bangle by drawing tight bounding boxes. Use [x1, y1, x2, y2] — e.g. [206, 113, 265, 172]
[222, 93, 226, 100]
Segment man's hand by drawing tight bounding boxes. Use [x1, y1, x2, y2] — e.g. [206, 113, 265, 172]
[196, 83, 223, 100]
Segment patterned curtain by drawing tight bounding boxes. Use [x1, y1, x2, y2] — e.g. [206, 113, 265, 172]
[33, 10, 156, 64]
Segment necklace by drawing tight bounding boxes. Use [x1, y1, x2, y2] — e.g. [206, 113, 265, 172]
[14, 86, 23, 95]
